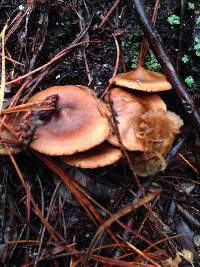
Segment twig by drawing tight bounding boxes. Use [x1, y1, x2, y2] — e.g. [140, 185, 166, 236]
[27, 0, 50, 71]
[24, 14, 94, 93]
[137, 0, 160, 67]
[7, 151, 68, 244]
[33, 181, 62, 267]
[176, 204, 200, 231]
[0, 53, 25, 66]
[5, 40, 99, 86]
[5, 2, 34, 43]
[98, 0, 121, 29]
[101, 34, 120, 98]
[38, 155, 120, 243]
[80, 190, 161, 267]
[76, 5, 93, 86]
[132, 0, 200, 130]
[113, 126, 190, 258]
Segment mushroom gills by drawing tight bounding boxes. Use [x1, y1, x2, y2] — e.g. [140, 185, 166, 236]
[130, 109, 184, 177]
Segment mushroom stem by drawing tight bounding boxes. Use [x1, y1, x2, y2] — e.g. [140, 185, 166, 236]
[137, 39, 149, 68]
[132, 0, 200, 130]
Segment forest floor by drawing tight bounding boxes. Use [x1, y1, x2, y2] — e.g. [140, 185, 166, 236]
[0, 0, 200, 266]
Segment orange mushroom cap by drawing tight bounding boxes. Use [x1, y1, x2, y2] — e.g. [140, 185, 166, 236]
[62, 142, 122, 169]
[111, 66, 172, 92]
[137, 93, 167, 111]
[29, 85, 110, 155]
[104, 87, 167, 151]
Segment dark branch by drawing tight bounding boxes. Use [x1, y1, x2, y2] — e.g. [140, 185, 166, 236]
[132, 0, 200, 130]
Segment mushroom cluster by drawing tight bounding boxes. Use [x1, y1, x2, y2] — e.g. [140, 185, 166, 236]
[106, 67, 183, 176]
[22, 85, 122, 168]
[0, 69, 183, 176]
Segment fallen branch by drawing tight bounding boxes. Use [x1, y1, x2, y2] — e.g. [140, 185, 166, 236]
[132, 0, 200, 130]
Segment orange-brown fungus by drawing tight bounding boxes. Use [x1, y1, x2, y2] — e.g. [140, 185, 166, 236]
[111, 66, 172, 92]
[130, 109, 184, 176]
[62, 142, 122, 169]
[138, 109, 183, 156]
[29, 85, 110, 156]
[105, 87, 167, 151]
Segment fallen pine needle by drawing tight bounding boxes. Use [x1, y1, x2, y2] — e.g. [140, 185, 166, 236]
[0, 24, 7, 114]
[122, 238, 161, 267]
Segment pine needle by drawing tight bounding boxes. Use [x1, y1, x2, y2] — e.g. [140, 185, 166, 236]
[0, 24, 7, 114]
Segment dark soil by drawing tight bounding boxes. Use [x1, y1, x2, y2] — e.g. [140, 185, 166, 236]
[0, 1, 200, 267]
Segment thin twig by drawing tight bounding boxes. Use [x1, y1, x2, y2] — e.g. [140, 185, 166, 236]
[137, 0, 160, 67]
[7, 151, 69, 244]
[99, 0, 121, 29]
[5, 40, 99, 87]
[101, 34, 120, 98]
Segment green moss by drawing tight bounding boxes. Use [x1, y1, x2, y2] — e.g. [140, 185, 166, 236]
[194, 37, 200, 57]
[131, 25, 143, 37]
[196, 16, 200, 25]
[185, 76, 194, 87]
[188, 2, 195, 10]
[167, 15, 180, 25]
[181, 54, 190, 63]
[122, 30, 141, 68]
[144, 52, 161, 71]
[122, 27, 161, 72]
[125, 42, 140, 69]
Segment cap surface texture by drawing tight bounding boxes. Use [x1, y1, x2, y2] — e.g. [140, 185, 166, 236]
[30, 85, 110, 155]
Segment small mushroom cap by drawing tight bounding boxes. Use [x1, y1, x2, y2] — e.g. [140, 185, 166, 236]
[62, 142, 122, 168]
[111, 66, 172, 92]
[105, 87, 166, 151]
[29, 85, 110, 155]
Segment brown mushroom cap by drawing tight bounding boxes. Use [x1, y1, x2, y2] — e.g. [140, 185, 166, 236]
[111, 66, 172, 92]
[29, 85, 110, 155]
[62, 142, 122, 169]
[137, 94, 167, 111]
[104, 87, 167, 151]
